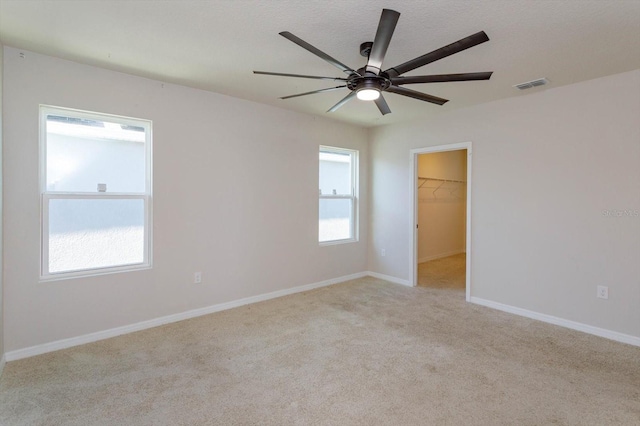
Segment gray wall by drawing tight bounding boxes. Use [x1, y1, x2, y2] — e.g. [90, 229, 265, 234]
[369, 69, 640, 340]
[0, 41, 4, 370]
[2, 44, 638, 357]
[3, 46, 369, 353]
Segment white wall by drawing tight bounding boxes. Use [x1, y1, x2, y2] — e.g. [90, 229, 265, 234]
[369, 70, 640, 339]
[0, 41, 5, 369]
[417, 151, 466, 262]
[3, 47, 369, 352]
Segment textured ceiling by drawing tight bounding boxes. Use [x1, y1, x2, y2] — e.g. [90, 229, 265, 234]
[1, 0, 639, 128]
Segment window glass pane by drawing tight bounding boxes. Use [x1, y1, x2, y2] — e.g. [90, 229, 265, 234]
[319, 151, 351, 195]
[46, 114, 146, 193]
[319, 198, 352, 242]
[48, 198, 145, 273]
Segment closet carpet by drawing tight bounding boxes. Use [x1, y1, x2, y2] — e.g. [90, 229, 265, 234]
[418, 253, 466, 290]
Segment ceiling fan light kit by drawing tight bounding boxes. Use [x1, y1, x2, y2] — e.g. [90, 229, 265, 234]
[356, 87, 381, 101]
[355, 79, 383, 100]
[254, 8, 493, 116]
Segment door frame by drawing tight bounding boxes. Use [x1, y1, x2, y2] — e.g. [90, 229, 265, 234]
[409, 142, 472, 301]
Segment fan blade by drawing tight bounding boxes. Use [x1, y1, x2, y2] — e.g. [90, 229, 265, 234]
[279, 31, 357, 75]
[254, 71, 348, 81]
[385, 31, 490, 77]
[391, 72, 493, 85]
[374, 95, 391, 115]
[280, 86, 347, 100]
[386, 85, 449, 105]
[366, 9, 401, 75]
[328, 91, 357, 112]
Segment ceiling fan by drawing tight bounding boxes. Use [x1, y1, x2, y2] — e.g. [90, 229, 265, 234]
[254, 9, 492, 115]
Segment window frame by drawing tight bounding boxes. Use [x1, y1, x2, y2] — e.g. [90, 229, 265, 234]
[39, 105, 153, 281]
[318, 145, 359, 245]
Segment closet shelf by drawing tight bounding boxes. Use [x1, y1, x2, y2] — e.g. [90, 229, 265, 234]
[417, 176, 466, 188]
[417, 176, 466, 199]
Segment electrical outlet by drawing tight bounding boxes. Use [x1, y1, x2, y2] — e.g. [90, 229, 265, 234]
[381, 249, 386, 257]
[194, 272, 202, 284]
[597, 285, 608, 300]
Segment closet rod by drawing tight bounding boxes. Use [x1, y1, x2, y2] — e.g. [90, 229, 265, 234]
[417, 176, 466, 184]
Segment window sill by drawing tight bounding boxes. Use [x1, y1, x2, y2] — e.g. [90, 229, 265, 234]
[319, 238, 358, 247]
[40, 264, 152, 283]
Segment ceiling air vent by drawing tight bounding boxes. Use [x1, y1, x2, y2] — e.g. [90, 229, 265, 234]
[513, 78, 549, 90]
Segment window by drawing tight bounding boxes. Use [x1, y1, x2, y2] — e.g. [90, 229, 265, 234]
[319, 146, 358, 244]
[40, 106, 152, 279]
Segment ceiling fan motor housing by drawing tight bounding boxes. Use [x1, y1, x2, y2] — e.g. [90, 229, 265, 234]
[348, 70, 391, 93]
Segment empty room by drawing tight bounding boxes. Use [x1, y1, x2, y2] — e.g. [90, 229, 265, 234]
[0, 1, 638, 424]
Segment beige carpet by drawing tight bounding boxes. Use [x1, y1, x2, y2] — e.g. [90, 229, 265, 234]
[418, 253, 466, 290]
[1, 277, 639, 425]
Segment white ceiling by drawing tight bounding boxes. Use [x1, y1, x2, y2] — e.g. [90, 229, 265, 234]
[1, 0, 639, 128]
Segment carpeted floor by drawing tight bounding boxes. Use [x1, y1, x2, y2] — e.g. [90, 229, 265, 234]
[418, 253, 466, 290]
[1, 277, 639, 425]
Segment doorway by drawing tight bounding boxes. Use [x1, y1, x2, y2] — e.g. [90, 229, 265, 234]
[409, 143, 472, 300]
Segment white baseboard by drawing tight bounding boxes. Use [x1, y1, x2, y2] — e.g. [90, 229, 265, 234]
[12, 273, 634, 362]
[418, 249, 464, 264]
[366, 271, 411, 287]
[470, 297, 640, 347]
[5, 271, 368, 362]
[0, 353, 5, 377]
